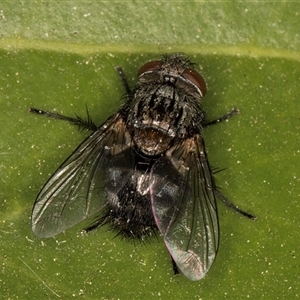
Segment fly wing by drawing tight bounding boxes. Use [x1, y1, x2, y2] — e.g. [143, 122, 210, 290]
[150, 135, 219, 281]
[31, 113, 135, 238]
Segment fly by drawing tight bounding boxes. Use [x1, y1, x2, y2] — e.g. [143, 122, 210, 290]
[30, 53, 255, 281]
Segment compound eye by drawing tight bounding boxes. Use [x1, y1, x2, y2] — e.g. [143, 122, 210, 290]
[182, 69, 207, 96]
[137, 60, 162, 77]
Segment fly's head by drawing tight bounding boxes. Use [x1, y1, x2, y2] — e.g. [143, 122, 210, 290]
[127, 53, 207, 157]
[137, 53, 207, 98]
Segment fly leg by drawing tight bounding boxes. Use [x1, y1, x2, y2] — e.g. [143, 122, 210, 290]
[28, 106, 97, 131]
[29, 68, 130, 131]
[215, 190, 256, 220]
[205, 108, 239, 127]
[171, 256, 180, 276]
[116, 67, 131, 95]
[204, 108, 256, 220]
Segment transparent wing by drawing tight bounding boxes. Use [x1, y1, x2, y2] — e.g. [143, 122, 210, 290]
[31, 113, 135, 238]
[150, 135, 219, 281]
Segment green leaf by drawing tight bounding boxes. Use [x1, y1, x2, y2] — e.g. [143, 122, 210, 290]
[1, 1, 299, 299]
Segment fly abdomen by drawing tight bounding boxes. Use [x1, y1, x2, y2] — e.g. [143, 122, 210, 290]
[104, 172, 156, 240]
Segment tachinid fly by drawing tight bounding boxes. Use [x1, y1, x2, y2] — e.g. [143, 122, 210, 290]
[30, 53, 255, 281]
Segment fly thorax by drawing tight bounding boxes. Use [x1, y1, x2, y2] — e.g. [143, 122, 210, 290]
[133, 127, 173, 156]
[128, 84, 197, 156]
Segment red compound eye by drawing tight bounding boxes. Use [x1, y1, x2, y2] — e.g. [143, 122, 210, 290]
[182, 69, 207, 96]
[137, 60, 163, 77]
